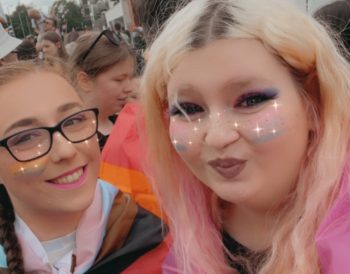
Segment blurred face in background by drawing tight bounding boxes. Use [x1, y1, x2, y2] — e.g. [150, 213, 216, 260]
[44, 19, 55, 32]
[41, 39, 60, 58]
[91, 55, 135, 115]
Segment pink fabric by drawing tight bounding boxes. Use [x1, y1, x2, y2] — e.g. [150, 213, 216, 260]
[316, 164, 350, 274]
[15, 183, 105, 274]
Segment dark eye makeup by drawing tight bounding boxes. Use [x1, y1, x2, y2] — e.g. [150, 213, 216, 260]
[169, 88, 278, 117]
[169, 102, 204, 116]
[234, 89, 278, 108]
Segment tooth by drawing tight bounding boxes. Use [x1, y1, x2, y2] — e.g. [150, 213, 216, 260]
[52, 168, 83, 184]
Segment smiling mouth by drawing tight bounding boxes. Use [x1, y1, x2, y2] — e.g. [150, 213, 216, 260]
[48, 166, 85, 185]
[208, 158, 246, 179]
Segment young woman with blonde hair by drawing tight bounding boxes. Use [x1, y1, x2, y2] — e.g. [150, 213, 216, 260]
[143, 0, 350, 273]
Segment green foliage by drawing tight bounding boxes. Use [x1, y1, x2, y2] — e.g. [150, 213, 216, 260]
[9, 5, 33, 38]
[51, 0, 90, 32]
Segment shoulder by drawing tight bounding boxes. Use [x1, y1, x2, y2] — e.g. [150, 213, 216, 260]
[86, 203, 169, 274]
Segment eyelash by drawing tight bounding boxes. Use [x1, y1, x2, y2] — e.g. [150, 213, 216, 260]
[169, 91, 278, 117]
[169, 102, 204, 117]
[235, 91, 278, 108]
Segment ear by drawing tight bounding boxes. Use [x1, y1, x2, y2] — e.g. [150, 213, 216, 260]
[76, 71, 93, 93]
[56, 42, 61, 49]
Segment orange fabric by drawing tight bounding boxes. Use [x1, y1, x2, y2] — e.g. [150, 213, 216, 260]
[99, 163, 161, 217]
[100, 103, 162, 218]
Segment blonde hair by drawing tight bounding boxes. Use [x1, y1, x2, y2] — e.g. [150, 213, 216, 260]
[0, 58, 70, 86]
[143, 0, 350, 273]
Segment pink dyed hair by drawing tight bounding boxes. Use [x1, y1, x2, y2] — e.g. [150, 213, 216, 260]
[143, 0, 350, 273]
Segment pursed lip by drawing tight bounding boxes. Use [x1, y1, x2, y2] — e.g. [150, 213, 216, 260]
[208, 157, 246, 179]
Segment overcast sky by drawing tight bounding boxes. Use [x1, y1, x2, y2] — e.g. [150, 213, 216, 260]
[0, 0, 338, 16]
[1, 0, 57, 14]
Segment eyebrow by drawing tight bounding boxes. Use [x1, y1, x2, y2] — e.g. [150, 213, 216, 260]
[4, 102, 83, 135]
[169, 77, 269, 100]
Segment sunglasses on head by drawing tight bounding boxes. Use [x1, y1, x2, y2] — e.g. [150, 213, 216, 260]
[78, 30, 123, 65]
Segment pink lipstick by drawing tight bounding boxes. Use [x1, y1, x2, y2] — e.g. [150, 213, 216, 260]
[46, 166, 88, 190]
[208, 158, 246, 179]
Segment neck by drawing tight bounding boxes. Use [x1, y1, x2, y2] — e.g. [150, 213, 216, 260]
[15, 207, 83, 241]
[98, 117, 114, 135]
[222, 204, 277, 251]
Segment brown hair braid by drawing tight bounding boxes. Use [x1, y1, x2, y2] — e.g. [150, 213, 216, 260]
[0, 185, 24, 274]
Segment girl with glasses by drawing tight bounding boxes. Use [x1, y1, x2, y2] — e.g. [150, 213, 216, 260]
[143, 0, 350, 273]
[0, 59, 166, 274]
[70, 31, 137, 150]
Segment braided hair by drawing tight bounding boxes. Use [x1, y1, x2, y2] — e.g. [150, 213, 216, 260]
[0, 185, 24, 273]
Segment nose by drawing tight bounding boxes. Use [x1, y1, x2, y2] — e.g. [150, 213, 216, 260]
[49, 132, 77, 163]
[203, 111, 240, 149]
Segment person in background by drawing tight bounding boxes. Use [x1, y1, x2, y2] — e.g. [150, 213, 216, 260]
[16, 40, 37, 61]
[0, 24, 21, 66]
[114, 22, 130, 44]
[28, 9, 46, 39]
[44, 17, 58, 33]
[64, 29, 80, 56]
[99, 0, 193, 218]
[143, 0, 350, 273]
[0, 59, 167, 274]
[39, 31, 68, 60]
[70, 30, 135, 150]
[314, 0, 350, 57]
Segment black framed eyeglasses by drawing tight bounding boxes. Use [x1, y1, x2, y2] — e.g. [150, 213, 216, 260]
[0, 108, 99, 162]
[78, 30, 123, 65]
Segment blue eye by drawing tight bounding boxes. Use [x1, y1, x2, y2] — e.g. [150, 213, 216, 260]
[170, 102, 204, 116]
[235, 90, 278, 108]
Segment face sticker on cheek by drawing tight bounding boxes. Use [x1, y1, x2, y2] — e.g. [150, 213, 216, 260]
[169, 119, 197, 153]
[10, 156, 49, 178]
[237, 100, 285, 144]
[169, 99, 286, 149]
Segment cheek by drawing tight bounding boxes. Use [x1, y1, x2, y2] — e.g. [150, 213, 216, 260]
[10, 157, 49, 178]
[169, 121, 201, 154]
[239, 106, 285, 144]
[81, 137, 100, 157]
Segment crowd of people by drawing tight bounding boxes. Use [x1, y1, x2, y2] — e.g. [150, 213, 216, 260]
[1, 0, 350, 273]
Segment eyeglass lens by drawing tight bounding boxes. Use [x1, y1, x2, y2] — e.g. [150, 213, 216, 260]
[7, 110, 97, 161]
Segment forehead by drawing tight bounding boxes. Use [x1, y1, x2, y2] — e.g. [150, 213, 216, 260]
[167, 38, 292, 96]
[97, 56, 135, 77]
[42, 39, 55, 45]
[0, 72, 82, 127]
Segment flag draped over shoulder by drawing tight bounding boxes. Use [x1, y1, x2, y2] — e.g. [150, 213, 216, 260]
[100, 103, 162, 218]
[316, 162, 350, 274]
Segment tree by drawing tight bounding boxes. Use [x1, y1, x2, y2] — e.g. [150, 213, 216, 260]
[8, 5, 33, 38]
[51, 0, 89, 32]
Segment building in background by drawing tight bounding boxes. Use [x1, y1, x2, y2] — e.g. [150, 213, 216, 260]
[104, 0, 134, 31]
[79, 0, 109, 30]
